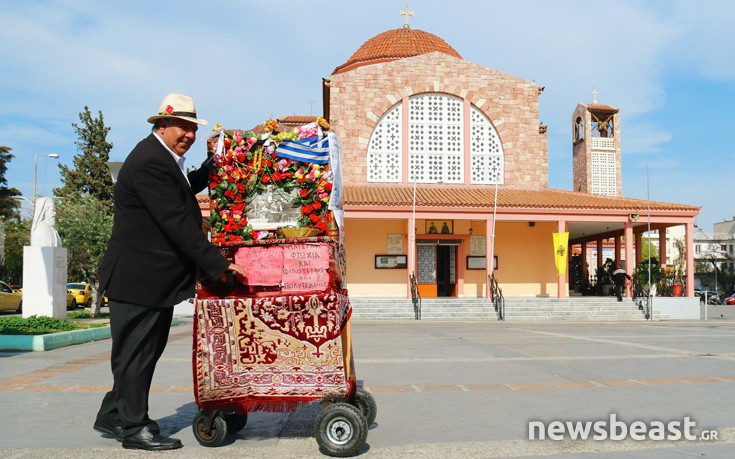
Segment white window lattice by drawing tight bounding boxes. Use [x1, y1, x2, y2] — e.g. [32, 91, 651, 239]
[591, 151, 616, 196]
[417, 245, 436, 283]
[408, 94, 464, 183]
[591, 137, 615, 150]
[367, 104, 402, 182]
[366, 94, 504, 184]
[470, 106, 504, 184]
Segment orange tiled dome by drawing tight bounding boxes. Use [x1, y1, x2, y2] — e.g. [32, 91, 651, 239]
[333, 28, 462, 74]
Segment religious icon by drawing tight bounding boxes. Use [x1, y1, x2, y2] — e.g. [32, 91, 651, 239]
[425, 220, 453, 234]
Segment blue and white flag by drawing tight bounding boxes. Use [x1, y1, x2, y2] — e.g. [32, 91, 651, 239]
[276, 135, 330, 164]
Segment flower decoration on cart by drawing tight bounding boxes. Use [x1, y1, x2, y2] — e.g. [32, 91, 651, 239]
[208, 117, 340, 245]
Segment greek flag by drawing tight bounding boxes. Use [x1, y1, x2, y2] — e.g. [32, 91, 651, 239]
[275, 135, 330, 164]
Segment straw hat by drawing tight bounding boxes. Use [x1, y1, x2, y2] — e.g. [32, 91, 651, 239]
[147, 93, 208, 125]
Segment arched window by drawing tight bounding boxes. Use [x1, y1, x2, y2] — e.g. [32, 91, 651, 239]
[367, 93, 504, 184]
[366, 103, 402, 182]
[574, 116, 584, 142]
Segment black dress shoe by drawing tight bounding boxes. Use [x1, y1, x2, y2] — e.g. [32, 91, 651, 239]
[122, 425, 182, 451]
[93, 420, 123, 442]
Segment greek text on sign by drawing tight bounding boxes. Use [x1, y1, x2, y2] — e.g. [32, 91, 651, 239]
[282, 244, 330, 292]
[235, 246, 283, 285]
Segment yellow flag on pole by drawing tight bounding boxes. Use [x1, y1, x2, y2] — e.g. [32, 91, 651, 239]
[552, 232, 569, 277]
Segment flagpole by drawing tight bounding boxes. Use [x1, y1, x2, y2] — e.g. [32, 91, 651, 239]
[489, 182, 498, 295]
[647, 161, 652, 321]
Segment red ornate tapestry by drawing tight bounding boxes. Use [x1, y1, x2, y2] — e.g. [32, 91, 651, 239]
[193, 289, 352, 412]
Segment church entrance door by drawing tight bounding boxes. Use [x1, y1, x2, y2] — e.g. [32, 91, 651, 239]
[416, 243, 457, 298]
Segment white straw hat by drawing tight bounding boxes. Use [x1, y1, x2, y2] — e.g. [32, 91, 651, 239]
[147, 93, 208, 125]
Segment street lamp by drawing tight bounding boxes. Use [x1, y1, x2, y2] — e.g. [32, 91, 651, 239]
[33, 154, 60, 212]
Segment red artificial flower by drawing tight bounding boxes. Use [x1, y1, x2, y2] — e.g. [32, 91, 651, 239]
[224, 138, 232, 150]
[272, 171, 281, 181]
[302, 204, 313, 214]
[324, 182, 333, 191]
[299, 188, 309, 198]
[209, 181, 218, 190]
[231, 202, 246, 212]
[262, 175, 271, 184]
[309, 214, 321, 223]
[165, 105, 174, 115]
[236, 183, 246, 194]
[224, 189, 235, 199]
[312, 201, 322, 210]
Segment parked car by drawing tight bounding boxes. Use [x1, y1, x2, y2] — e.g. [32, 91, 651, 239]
[66, 282, 108, 308]
[0, 280, 23, 313]
[725, 293, 735, 306]
[66, 291, 78, 309]
[15, 287, 81, 310]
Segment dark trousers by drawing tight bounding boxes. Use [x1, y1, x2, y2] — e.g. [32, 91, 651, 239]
[96, 301, 173, 436]
[614, 284, 625, 301]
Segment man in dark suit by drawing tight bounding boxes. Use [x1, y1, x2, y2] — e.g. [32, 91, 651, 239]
[93, 94, 245, 451]
[613, 263, 631, 302]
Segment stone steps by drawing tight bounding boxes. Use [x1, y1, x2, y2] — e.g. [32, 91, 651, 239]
[348, 297, 652, 321]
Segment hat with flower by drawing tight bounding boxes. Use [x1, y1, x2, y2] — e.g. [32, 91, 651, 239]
[147, 93, 208, 125]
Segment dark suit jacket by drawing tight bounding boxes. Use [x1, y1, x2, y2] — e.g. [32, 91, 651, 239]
[100, 134, 229, 307]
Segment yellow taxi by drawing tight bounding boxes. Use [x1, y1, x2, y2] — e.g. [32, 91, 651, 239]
[67, 282, 108, 308]
[8, 285, 78, 311]
[0, 280, 23, 313]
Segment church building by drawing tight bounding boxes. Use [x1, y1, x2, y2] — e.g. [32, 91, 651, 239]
[322, 11, 699, 300]
[199, 10, 700, 303]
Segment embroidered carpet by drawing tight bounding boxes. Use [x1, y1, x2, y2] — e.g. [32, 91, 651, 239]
[194, 289, 353, 412]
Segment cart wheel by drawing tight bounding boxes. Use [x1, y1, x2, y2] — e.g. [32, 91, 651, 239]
[349, 388, 377, 426]
[314, 402, 368, 457]
[192, 411, 227, 447]
[223, 411, 248, 433]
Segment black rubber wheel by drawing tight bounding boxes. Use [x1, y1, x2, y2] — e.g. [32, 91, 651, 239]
[350, 388, 377, 426]
[68, 299, 77, 310]
[314, 402, 368, 457]
[192, 411, 227, 447]
[86, 298, 93, 308]
[16, 301, 22, 314]
[223, 411, 248, 433]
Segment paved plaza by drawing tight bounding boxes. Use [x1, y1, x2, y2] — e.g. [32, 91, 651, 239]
[1, 307, 735, 458]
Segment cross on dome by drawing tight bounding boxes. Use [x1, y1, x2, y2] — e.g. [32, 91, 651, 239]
[591, 87, 599, 104]
[399, 5, 414, 29]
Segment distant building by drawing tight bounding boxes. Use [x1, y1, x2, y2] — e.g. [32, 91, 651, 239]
[694, 217, 735, 292]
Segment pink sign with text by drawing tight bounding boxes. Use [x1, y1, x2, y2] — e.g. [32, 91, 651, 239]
[235, 246, 283, 285]
[282, 244, 330, 292]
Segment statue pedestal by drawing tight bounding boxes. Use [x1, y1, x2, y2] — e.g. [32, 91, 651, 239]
[22, 246, 68, 319]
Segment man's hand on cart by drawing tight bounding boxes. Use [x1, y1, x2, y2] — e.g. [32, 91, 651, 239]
[221, 263, 247, 284]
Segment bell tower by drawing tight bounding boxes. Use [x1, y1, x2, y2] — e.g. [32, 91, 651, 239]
[572, 89, 621, 196]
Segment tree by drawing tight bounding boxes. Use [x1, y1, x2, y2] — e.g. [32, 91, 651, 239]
[0, 218, 30, 284]
[640, 237, 659, 262]
[55, 193, 113, 316]
[54, 107, 114, 214]
[0, 146, 22, 220]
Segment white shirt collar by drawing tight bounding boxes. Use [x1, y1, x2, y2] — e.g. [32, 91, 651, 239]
[153, 132, 190, 186]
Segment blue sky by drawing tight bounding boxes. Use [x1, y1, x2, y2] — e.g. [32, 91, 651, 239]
[2, 0, 734, 230]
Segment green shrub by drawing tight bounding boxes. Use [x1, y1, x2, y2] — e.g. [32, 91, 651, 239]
[0, 315, 96, 335]
[66, 311, 109, 319]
